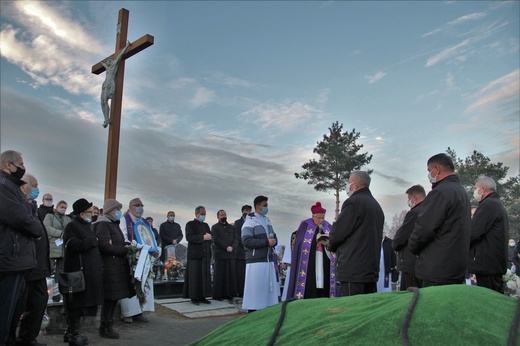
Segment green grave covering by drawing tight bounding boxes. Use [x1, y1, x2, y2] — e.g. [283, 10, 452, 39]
[191, 285, 518, 346]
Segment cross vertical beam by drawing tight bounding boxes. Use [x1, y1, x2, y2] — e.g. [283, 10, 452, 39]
[91, 8, 154, 201]
[105, 8, 128, 201]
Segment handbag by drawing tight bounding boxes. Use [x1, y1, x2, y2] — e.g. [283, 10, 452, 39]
[58, 240, 86, 295]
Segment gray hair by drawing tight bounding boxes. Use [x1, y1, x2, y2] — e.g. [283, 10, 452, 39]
[0, 150, 21, 165]
[476, 176, 496, 191]
[195, 205, 205, 214]
[351, 171, 371, 188]
[128, 198, 142, 207]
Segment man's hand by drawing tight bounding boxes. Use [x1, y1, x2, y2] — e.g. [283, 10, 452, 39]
[172, 240, 177, 245]
[204, 233, 212, 241]
[226, 246, 233, 253]
[268, 238, 276, 247]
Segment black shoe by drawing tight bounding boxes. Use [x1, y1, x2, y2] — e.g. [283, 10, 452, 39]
[201, 298, 212, 304]
[191, 299, 200, 305]
[213, 297, 223, 301]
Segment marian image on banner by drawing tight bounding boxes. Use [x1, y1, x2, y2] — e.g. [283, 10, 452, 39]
[133, 221, 159, 253]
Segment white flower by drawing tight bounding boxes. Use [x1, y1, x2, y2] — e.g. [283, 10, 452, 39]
[507, 280, 518, 290]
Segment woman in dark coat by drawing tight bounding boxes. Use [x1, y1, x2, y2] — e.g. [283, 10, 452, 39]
[63, 198, 103, 346]
[93, 199, 135, 339]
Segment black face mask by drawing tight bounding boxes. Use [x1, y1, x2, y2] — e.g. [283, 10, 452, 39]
[220, 217, 227, 224]
[92, 215, 99, 222]
[10, 163, 25, 180]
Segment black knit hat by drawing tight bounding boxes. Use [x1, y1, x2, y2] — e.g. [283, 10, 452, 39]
[72, 198, 93, 214]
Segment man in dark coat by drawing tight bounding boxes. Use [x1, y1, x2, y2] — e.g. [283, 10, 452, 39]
[409, 153, 471, 287]
[392, 185, 426, 290]
[329, 171, 385, 297]
[37, 193, 54, 222]
[211, 209, 239, 300]
[159, 211, 184, 262]
[0, 150, 43, 345]
[469, 176, 509, 293]
[183, 206, 212, 305]
[233, 205, 251, 297]
[8, 174, 51, 346]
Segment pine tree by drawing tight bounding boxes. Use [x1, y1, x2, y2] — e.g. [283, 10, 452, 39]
[295, 121, 372, 218]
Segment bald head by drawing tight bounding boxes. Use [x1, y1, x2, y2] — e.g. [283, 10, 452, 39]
[21, 174, 38, 200]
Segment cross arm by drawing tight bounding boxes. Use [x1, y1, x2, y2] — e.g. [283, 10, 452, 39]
[91, 34, 154, 75]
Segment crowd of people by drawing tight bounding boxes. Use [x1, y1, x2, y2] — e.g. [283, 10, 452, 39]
[1, 149, 513, 346]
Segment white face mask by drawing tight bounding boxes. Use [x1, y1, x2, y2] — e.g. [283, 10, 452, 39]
[473, 187, 483, 202]
[346, 182, 355, 197]
[407, 199, 415, 209]
[428, 170, 438, 184]
[43, 200, 53, 207]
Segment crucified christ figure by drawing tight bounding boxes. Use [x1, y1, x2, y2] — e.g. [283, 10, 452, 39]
[100, 40, 131, 128]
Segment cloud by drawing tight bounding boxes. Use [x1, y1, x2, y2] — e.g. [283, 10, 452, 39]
[425, 39, 472, 67]
[189, 87, 216, 108]
[466, 69, 520, 112]
[365, 72, 386, 84]
[372, 172, 412, 189]
[423, 12, 486, 37]
[239, 100, 324, 132]
[204, 72, 252, 88]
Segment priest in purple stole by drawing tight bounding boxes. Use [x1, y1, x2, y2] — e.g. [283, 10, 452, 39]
[286, 202, 336, 299]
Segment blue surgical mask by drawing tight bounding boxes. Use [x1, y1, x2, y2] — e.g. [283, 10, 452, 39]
[134, 206, 144, 218]
[198, 215, 205, 222]
[84, 218, 92, 223]
[261, 206, 268, 216]
[115, 211, 122, 220]
[169, 217, 175, 222]
[29, 187, 39, 200]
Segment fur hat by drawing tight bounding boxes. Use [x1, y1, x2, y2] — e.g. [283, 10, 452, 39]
[72, 198, 93, 214]
[103, 199, 122, 215]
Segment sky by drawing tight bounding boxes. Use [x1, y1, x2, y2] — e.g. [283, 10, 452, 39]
[1, 1, 519, 245]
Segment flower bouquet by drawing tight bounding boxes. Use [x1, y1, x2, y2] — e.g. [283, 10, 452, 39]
[127, 242, 155, 306]
[502, 269, 520, 298]
[164, 252, 182, 280]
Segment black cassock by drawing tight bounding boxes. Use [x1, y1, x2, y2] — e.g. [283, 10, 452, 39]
[183, 219, 212, 300]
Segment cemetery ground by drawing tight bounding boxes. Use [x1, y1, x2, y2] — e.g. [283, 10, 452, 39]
[39, 299, 245, 345]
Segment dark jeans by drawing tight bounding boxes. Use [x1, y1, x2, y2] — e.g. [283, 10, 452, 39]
[9, 278, 48, 343]
[0, 273, 25, 344]
[400, 272, 419, 291]
[476, 274, 504, 294]
[339, 282, 377, 297]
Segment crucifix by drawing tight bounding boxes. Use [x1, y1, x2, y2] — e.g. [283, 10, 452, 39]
[91, 8, 154, 200]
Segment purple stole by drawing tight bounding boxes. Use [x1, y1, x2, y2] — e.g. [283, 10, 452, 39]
[124, 214, 150, 243]
[294, 219, 336, 299]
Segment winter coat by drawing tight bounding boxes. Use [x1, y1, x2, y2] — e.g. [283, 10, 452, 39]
[93, 216, 135, 301]
[0, 171, 42, 274]
[409, 175, 471, 284]
[329, 187, 385, 283]
[241, 213, 278, 264]
[25, 200, 51, 281]
[392, 203, 422, 275]
[469, 192, 509, 276]
[211, 222, 239, 260]
[37, 205, 54, 223]
[62, 217, 103, 308]
[44, 211, 72, 259]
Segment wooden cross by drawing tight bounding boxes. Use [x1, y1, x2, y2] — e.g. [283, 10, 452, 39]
[91, 8, 154, 200]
